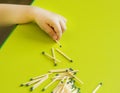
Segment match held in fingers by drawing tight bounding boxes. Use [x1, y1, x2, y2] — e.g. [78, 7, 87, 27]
[92, 82, 102, 93]
[55, 40, 62, 47]
[42, 51, 61, 62]
[51, 48, 57, 66]
[55, 48, 73, 62]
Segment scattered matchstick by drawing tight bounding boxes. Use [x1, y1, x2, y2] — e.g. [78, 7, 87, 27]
[20, 78, 42, 86]
[30, 73, 52, 80]
[60, 77, 69, 93]
[42, 77, 58, 91]
[52, 85, 62, 93]
[55, 48, 73, 62]
[72, 88, 80, 93]
[26, 78, 43, 86]
[55, 40, 62, 47]
[67, 71, 84, 85]
[51, 77, 66, 93]
[51, 48, 57, 66]
[21, 68, 82, 93]
[42, 51, 61, 62]
[48, 68, 69, 73]
[92, 82, 102, 93]
[30, 75, 48, 91]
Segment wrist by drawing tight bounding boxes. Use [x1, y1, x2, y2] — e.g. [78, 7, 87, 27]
[31, 6, 41, 22]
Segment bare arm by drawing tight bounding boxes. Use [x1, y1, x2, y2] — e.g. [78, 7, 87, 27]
[0, 4, 67, 40]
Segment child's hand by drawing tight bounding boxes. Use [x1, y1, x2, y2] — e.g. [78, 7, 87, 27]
[0, 4, 67, 40]
[32, 7, 67, 40]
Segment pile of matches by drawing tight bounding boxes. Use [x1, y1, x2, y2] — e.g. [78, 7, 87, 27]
[42, 48, 73, 66]
[21, 68, 84, 93]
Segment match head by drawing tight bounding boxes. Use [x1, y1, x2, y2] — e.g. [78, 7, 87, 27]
[69, 68, 74, 71]
[26, 84, 29, 86]
[67, 81, 70, 84]
[66, 69, 69, 72]
[73, 72, 77, 75]
[30, 87, 34, 91]
[61, 81, 64, 83]
[54, 63, 57, 66]
[42, 88, 45, 91]
[70, 60, 73, 62]
[20, 84, 24, 87]
[77, 88, 81, 92]
[30, 78, 33, 81]
[55, 74, 59, 76]
[72, 85, 76, 89]
[59, 45, 62, 47]
[72, 80, 76, 83]
[99, 82, 103, 85]
[42, 51, 45, 54]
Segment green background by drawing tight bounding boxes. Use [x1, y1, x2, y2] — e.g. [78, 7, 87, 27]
[0, 0, 120, 93]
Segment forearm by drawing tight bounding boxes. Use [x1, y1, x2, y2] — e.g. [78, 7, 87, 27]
[0, 4, 67, 40]
[0, 4, 34, 26]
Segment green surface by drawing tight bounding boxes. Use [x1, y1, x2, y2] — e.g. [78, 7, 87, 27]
[0, 0, 120, 93]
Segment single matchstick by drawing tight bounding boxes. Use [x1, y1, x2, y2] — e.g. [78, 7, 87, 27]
[55, 48, 73, 62]
[48, 68, 69, 73]
[92, 82, 102, 93]
[67, 71, 84, 85]
[30, 73, 52, 80]
[55, 40, 62, 47]
[51, 48, 57, 66]
[42, 51, 61, 62]
[42, 77, 58, 91]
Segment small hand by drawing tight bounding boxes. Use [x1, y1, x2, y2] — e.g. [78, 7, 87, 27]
[32, 7, 67, 40]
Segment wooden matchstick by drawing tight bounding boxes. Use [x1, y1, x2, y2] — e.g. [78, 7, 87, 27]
[55, 40, 62, 47]
[42, 51, 61, 62]
[52, 85, 62, 93]
[67, 71, 84, 85]
[51, 77, 66, 93]
[92, 82, 102, 93]
[63, 85, 72, 93]
[60, 77, 69, 93]
[26, 78, 43, 86]
[30, 75, 48, 91]
[55, 48, 73, 62]
[51, 48, 57, 66]
[21, 78, 42, 86]
[72, 88, 80, 93]
[30, 73, 52, 80]
[42, 77, 58, 91]
[48, 68, 69, 73]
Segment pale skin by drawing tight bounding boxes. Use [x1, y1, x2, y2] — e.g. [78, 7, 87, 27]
[0, 4, 67, 40]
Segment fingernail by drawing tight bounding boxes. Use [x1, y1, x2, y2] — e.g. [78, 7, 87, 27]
[53, 35, 57, 40]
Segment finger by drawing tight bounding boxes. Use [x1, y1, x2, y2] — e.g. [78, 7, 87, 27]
[59, 20, 66, 33]
[42, 24, 58, 40]
[52, 22, 62, 40]
[61, 16, 67, 23]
